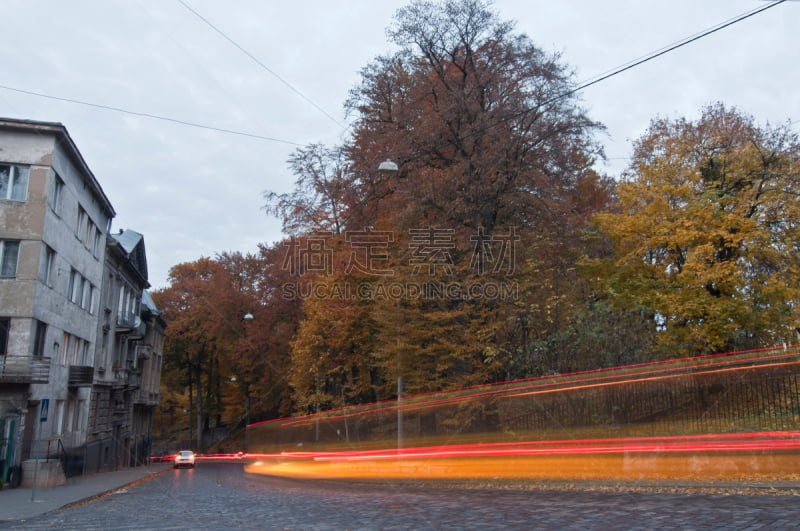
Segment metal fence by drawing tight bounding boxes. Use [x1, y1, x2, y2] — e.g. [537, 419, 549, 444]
[17, 435, 153, 482]
[249, 346, 800, 452]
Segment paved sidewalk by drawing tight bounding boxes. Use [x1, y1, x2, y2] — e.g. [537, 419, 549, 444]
[0, 463, 171, 523]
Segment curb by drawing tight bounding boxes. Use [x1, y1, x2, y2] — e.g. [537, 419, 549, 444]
[0, 467, 174, 523]
[59, 467, 172, 512]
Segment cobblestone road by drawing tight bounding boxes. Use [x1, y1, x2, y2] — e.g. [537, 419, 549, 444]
[2, 464, 799, 530]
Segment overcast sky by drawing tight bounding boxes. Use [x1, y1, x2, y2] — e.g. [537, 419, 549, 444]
[1, 1, 797, 290]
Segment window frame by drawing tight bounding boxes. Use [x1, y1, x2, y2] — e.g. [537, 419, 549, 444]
[76, 206, 88, 242]
[0, 317, 9, 356]
[0, 163, 30, 201]
[41, 244, 56, 287]
[51, 173, 64, 213]
[92, 227, 102, 258]
[0, 240, 21, 278]
[32, 320, 47, 358]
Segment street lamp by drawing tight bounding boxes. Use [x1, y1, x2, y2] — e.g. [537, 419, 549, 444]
[377, 159, 403, 451]
[378, 159, 399, 173]
[235, 313, 254, 451]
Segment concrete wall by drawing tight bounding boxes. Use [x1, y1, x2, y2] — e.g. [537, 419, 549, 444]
[2, 120, 161, 481]
[1, 124, 114, 471]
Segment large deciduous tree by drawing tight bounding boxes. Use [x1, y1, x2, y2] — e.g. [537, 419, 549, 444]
[269, 0, 611, 407]
[345, 0, 603, 235]
[590, 104, 800, 356]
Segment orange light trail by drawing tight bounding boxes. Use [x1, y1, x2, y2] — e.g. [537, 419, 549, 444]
[242, 346, 800, 483]
[244, 432, 800, 483]
[293, 432, 800, 461]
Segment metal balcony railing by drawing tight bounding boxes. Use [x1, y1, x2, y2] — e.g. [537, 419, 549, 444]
[0, 355, 50, 383]
[116, 311, 137, 329]
[68, 365, 94, 386]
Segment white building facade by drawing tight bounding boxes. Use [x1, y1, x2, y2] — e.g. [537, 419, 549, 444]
[0, 118, 162, 487]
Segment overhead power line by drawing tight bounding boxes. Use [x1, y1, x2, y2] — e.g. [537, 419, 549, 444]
[178, 0, 345, 129]
[0, 1, 787, 148]
[0, 84, 304, 146]
[557, 0, 787, 104]
[401, 0, 789, 166]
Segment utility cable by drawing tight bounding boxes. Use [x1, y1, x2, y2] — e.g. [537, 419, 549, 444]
[394, 0, 789, 167]
[0, 1, 787, 148]
[554, 0, 787, 106]
[178, 0, 345, 129]
[0, 84, 304, 146]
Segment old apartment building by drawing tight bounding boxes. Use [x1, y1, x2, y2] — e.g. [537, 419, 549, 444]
[0, 118, 163, 487]
[87, 229, 164, 473]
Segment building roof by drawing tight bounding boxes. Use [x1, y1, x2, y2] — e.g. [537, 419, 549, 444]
[0, 117, 116, 218]
[110, 229, 149, 287]
[113, 228, 144, 254]
[142, 290, 159, 316]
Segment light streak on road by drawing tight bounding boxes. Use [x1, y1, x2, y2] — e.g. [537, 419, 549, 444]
[236, 345, 800, 483]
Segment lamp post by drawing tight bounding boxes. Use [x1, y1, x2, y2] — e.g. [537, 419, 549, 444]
[234, 312, 254, 451]
[230, 376, 250, 451]
[377, 159, 403, 451]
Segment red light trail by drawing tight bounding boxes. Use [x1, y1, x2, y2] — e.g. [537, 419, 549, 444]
[249, 345, 800, 429]
[176, 346, 800, 483]
[273, 350, 800, 429]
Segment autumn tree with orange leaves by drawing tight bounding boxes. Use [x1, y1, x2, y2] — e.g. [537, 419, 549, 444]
[270, 0, 615, 409]
[155, 2, 800, 429]
[152, 247, 299, 446]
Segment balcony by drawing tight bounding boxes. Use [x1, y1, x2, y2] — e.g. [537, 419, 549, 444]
[134, 388, 160, 406]
[116, 311, 138, 332]
[116, 312, 146, 339]
[0, 356, 50, 384]
[68, 365, 94, 386]
[112, 367, 141, 390]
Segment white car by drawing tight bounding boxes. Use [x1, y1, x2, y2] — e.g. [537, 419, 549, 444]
[173, 450, 196, 468]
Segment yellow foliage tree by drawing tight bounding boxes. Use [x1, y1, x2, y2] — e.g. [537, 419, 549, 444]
[590, 104, 800, 356]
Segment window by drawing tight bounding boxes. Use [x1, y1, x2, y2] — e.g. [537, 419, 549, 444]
[32, 320, 47, 358]
[0, 318, 9, 356]
[41, 245, 56, 287]
[89, 286, 97, 315]
[55, 400, 65, 433]
[67, 267, 95, 312]
[76, 207, 87, 242]
[0, 163, 29, 201]
[118, 285, 128, 316]
[70, 336, 79, 365]
[61, 332, 71, 365]
[86, 220, 96, 250]
[92, 228, 102, 258]
[81, 341, 90, 365]
[76, 206, 101, 256]
[69, 268, 80, 303]
[81, 278, 91, 310]
[51, 174, 64, 213]
[0, 240, 20, 278]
